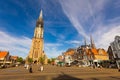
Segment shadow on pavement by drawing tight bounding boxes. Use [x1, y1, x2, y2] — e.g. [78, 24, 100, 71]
[52, 72, 82, 80]
[89, 78, 99, 80]
[109, 76, 120, 80]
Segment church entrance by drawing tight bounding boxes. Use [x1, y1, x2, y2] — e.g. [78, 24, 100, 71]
[34, 60, 37, 64]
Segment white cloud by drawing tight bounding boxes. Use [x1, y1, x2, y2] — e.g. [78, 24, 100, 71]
[44, 43, 64, 58]
[95, 25, 120, 50]
[59, 0, 88, 38]
[0, 30, 65, 58]
[1, 0, 119, 59]
[45, 43, 62, 49]
[114, 0, 120, 8]
[0, 31, 31, 58]
[59, 0, 108, 39]
[59, 0, 120, 51]
[108, 16, 120, 23]
[45, 47, 64, 58]
[65, 40, 81, 45]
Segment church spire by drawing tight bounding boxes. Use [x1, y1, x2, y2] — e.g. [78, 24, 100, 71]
[34, 9, 44, 38]
[39, 10, 43, 19]
[84, 37, 87, 46]
[90, 35, 96, 49]
[36, 9, 44, 27]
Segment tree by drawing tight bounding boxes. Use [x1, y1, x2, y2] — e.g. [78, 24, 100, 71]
[47, 58, 56, 64]
[39, 56, 45, 65]
[17, 57, 23, 63]
[47, 59, 51, 64]
[51, 58, 56, 62]
[27, 57, 33, 63]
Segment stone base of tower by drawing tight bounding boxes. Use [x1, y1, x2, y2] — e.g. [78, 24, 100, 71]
[27, 52, 48, 64]
[44, 58, 48, 64]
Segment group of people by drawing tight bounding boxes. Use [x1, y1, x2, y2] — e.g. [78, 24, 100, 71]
[24, 63, 44, 73]
[92, 63, 102, 69]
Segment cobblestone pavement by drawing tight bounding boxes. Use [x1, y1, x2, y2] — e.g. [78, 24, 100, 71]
[0, 64, 120, 80]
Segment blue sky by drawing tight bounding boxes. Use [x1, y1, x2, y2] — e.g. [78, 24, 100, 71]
[0, 0, 120, 58]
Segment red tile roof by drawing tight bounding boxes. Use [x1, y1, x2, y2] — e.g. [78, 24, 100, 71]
[0, 51, 9, 58]
[91, 48, 98, 55]
[10, 56, 18, 60]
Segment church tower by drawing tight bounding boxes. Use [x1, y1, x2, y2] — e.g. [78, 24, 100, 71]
[28, 10, 47, 63]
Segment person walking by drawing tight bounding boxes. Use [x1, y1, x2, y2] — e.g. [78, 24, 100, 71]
[40, 65, 44, 72]
[38, 63, 41, 71]
[93, 63, 95, 69]
[29, 64, 33, 73]
[26, 64, 29, 69]
[38, 63, 44, 72]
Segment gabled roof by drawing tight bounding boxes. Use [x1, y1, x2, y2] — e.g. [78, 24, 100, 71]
[91, 48, 98, 55]
[58, 55, 63, 60]
[97, 48, 108, 55]
[10, 56, 18, 60]
[0, 51, 9, 58]
[64, 50, 75, 56]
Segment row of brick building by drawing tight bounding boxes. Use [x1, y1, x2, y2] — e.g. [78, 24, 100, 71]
[57, 36, 120, 68]
[0, 51, 18, 66]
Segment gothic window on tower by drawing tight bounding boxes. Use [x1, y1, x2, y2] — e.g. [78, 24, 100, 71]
[34, 51, 38, 58]
[40, 34, 41, 38]
[38, 34, 40, 38]
[35, 42, 37, 47]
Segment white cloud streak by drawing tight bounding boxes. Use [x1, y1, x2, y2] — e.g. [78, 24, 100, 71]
[0, 30, 65, 58]
[0, 31, 31, 58]
[65, 40, 81, 45]
[44, 43, 64, 58]
[59, 0, 88, 38]
[59, 0, 108, 39]
[1, 0, 120, 58]
[59, 0, 120, 50]
[95, 25, 120, 50]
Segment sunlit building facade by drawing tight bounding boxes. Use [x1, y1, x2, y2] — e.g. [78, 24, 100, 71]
[108, 36, 120, 68]
[76, 36, 109, 67]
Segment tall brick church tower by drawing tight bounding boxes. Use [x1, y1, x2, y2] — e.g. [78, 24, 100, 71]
[28, 10, 47, 63]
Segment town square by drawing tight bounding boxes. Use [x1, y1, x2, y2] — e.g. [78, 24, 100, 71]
[0, 0, 120, 80]
[0, 64, 120, 80]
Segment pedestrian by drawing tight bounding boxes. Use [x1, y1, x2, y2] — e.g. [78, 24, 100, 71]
[29, 64, 33, 73]
[40, 65, 44, 72]
[98, 64, 102, 69]
[38, 63, 41, 71]
[93, 64, 95, 69]
[26, 64, 29, 70]
[118, 68, 120, 72]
